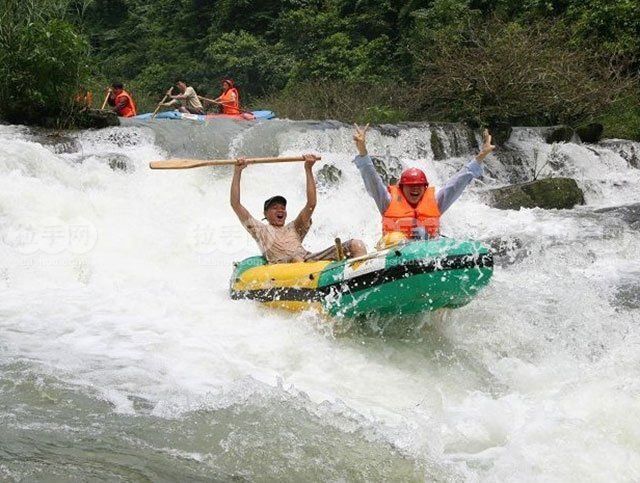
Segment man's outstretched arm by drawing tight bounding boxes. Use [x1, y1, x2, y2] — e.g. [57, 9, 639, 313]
[352, 124, 391, 214]
[294, 154, 320, 228]
[230, 158, 252, 224]
[436, 129, 495, 213]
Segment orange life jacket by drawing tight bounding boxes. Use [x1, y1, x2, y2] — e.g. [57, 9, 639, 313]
[219, 87, 240, 115]
[75, 91, 93, 107]
[114, 90, 137, 117]
[382, 185, 441, 238]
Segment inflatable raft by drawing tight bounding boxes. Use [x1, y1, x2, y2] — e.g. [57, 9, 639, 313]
[134, 110, 276, 122]
[230, 238, 493, 318]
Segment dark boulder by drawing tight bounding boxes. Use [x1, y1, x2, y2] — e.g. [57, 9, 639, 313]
[488, 122, 512, 146]
[545, 125, 574, 144]
[486, 177, 585, 210]
[576, 123, 603, 143]
[37, 133, 81, 154]
[76, 109, 120, 129]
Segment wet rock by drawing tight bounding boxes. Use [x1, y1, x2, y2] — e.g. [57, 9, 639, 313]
[106, 130, 143, 148]
[600, 140, 640, 169]
[76, 109, 120, 129]
[613, 275, 640, 310]
[371, 155, 404, 185]
[576, 123, 603, 143]
[545, 125, 574, 144]
[486, 177, 585, 210]
[483, 236, 529, 266]
[594, 203, 640, 230]
[376, 124, 401, 138]
[488, 122, 512, 146]
[430, 131, 446, 160]
[37, 133, 81, 154]
[108, 154, 133, 172]
[80, 153, 133, 172]
[316, 164, 342, 189]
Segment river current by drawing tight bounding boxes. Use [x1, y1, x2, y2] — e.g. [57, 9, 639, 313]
[0, 118, 639, 481]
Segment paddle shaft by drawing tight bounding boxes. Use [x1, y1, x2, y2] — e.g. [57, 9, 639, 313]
[100, 91, 110, 110]
[198, 95, 252, 115]
[149, 155, 319, 170]
[152, 90, 172, 119]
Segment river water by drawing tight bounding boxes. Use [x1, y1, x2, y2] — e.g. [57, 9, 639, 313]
[0, 118, 639, 481]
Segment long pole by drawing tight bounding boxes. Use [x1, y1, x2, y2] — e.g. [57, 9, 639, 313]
[149, 155, 320, 170]
[100, 91, 110, 110]
[152, 88, 173, 119]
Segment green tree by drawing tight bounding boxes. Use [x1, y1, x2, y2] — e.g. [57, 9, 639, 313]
[0, 0, 91, 125]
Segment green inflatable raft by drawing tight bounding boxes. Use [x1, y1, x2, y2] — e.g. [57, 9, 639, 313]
[230, 238, 493, 318]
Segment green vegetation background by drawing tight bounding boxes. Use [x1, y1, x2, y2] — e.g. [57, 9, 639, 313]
[1, 0, 639, 139]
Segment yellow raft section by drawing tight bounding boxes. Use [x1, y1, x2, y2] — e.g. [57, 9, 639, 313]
[232, 260, 333, 312]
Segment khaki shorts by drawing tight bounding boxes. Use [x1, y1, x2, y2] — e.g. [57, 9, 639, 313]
[304, 239, 358, 262]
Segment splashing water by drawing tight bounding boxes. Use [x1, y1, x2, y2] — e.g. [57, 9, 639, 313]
[0, 119, 639, 480]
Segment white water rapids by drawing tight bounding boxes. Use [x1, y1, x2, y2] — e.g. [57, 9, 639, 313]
[0, 119, 639, 480]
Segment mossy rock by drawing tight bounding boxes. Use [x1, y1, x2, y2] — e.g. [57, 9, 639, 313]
[576, 123, 603, 143]
[546, 125, 574, 144]
[371, 155, 403, 185]
[430, 131, 446, 160]
[487, 177, 585, 210]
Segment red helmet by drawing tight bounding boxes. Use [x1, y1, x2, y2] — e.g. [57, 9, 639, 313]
[399, 168, 428, 186]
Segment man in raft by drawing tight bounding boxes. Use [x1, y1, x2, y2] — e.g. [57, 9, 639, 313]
[352, 124, 495, 246]
[107, 82, 137, 118]
[161, 79, 205, 115]
[230, 155, 367, 263]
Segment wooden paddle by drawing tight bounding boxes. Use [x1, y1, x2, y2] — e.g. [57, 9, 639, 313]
[198, 95, 221, 105]
[152, 87, 173, 119]
[100, 90, 110, 110]
[149, 155, 321, 170]
[198, 95, 253, 116]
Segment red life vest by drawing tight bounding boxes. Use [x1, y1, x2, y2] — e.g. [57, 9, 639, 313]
[114, 90, 137, 117]
[382, 185, 441, 238]
[219, 87, 240, 115]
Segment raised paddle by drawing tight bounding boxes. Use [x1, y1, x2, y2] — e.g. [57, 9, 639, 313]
[152, 87, 173, 119]
[149, 155, 321, 170]
[100, 90, 110, 110]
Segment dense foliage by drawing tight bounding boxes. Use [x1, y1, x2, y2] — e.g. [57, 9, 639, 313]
[0, 0, 91, 125]
[1, 0, 639, 137]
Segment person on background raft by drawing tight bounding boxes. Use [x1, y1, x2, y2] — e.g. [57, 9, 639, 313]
[230, 155, 368, 264]
[161, 79, 204, 115]
[107, 82, 137, 118]
[212, 79, 241, 115]
[352, 124, 495, 247]
[74, 86, 93, 110]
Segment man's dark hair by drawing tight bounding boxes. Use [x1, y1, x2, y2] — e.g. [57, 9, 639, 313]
[175, 78, 186, 85]
[111, 82, 124, 90]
